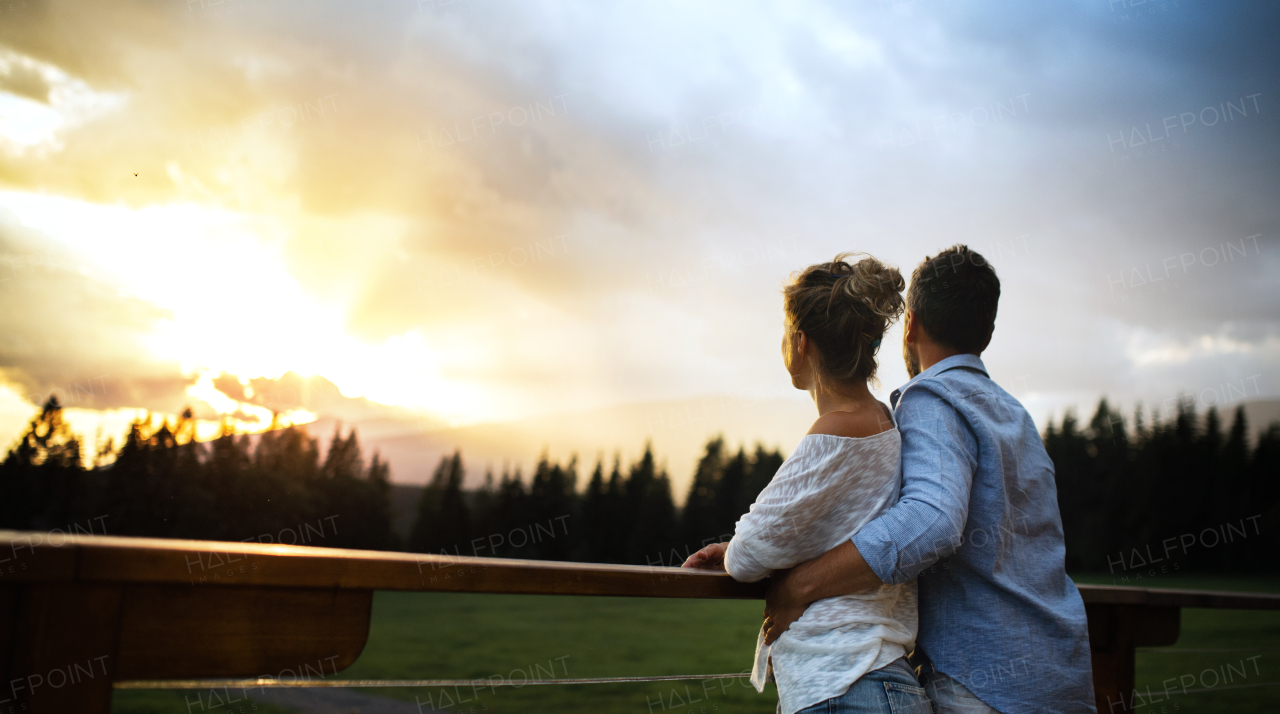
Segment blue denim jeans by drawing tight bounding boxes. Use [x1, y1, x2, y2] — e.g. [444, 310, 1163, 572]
[921, 671, 1001, 713]
[791, 657, 933, 714]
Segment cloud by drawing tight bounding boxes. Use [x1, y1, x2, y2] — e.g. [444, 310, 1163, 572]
[0, 0, 1273, 449]
[210, 370, 447, 431]
[0, 55, 50, 103]
[0, 210, 195, 412]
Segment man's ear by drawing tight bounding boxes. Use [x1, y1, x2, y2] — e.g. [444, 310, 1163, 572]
[903, 310, 918, 344]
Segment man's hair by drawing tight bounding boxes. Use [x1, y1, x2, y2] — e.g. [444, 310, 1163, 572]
[907, 245, 1000, 354]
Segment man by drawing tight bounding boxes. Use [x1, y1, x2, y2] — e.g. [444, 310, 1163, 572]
[764, 245, 1094, 713]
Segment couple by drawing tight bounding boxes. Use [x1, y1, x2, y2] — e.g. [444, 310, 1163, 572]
[682, 246, 1095, 714]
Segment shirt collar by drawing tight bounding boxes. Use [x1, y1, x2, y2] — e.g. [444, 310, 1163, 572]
[889, 353, 989, 409]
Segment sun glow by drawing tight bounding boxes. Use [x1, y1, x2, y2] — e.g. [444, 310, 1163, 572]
[0, 190, 492, 425]
[185, 373, 317, 435]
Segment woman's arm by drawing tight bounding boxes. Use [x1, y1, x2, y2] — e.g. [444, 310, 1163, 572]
[683, 486, 815, 581]
[682, 448, 837, 581]
[725, 534, 773, 582]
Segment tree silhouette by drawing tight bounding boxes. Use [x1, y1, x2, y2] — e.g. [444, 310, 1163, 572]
[0, 396, 89, 530]
[1047, 398, 1280, 574]
[680, 436, 726, 555]
[578, 458, 612, 562]
[678, 437, 786, 565]
[527, 452, 578, 559]
[14, 393, 1272, 575]
[408, 451, 470, 555]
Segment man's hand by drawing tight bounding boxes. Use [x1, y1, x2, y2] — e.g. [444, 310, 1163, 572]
[682, 542, 727, 570]
[763, 567, 807, 645]
[761, 541, 884, 645]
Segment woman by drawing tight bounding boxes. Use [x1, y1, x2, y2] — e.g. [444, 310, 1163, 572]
[683, 253, 928, 714]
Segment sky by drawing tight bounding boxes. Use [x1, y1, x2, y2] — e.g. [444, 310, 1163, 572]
[0, 0, 1277, 488]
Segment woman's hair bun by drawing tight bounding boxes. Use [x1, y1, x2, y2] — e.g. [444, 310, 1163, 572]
[783, 252, 905, 385]
[831, 253, 906, 323]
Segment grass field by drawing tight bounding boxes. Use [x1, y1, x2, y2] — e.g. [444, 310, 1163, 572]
[111, 575, 1280, 714]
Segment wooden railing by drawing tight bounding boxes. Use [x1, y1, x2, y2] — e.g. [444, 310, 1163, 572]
[2, 531, 1278, 713]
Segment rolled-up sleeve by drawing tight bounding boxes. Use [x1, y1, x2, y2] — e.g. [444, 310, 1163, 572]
[851, 385, 977, 585]
[723, 456, 808, 583]
[725, 536, 773, 583]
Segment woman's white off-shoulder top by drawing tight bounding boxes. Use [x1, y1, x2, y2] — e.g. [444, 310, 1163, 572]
[724, 428, 918, 714]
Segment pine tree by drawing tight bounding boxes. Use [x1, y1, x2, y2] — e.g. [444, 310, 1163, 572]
[579, 458, 612, 562]
[204, 419, 253, 540]
[738, 445, 784, 518]
[680, 436, 725, 557]
[714, 447, 749, 539]
[315, 429, 399, 552]
[1047, 408, 1092, 569]
[603, 454, 626, 563]
[468, 467, 499, 557]
[1246, 425, 1280, 569]
[408, 452, 470, 555]
[527, 452, 578, 560]
[0, 396, 87, 530]
[493, 466, 529, 557]
[623, 443, 677, 565]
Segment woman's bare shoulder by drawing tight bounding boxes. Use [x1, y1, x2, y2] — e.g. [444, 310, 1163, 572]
[807, 402, 895, 439]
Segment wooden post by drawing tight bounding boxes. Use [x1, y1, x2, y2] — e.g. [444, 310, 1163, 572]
[0, 583, 124, 714]
[1, 582, 372, 712]
[1086, 603, 1180, 714]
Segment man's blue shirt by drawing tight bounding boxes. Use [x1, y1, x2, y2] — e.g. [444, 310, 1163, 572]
[851, 354, 1095, 713]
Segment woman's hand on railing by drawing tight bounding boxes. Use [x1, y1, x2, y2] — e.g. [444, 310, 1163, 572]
[681, 542, 728, 570]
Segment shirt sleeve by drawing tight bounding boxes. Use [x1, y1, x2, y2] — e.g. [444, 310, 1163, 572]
[724, 535, 773, 583]
[850, 384, 977, 585]
[722, 452, 813, 583]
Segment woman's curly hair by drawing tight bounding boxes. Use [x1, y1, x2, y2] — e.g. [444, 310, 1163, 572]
[783, 252, 906, 388]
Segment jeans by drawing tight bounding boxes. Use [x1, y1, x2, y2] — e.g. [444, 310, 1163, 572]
[791, 658, 932, 714]
[921, 671, 1001, 713]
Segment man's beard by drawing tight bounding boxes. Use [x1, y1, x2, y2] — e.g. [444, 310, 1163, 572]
[903, 341, 921, 379]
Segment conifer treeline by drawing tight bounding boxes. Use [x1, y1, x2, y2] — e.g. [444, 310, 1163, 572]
[0, 399, 398, 550]
[3, 396, 1277, 573]
[1046, 399, 1280, 574]
[0, 398, 788, 565]
[406, 437, 786, 565]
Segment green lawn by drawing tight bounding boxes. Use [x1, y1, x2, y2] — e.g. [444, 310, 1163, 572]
[111, 591, 776, 714]
[321, 590, 776, 713]
[112, 575, 1280, 714]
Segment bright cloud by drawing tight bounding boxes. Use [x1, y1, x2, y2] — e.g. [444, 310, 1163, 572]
[0, 0, 1276, 475]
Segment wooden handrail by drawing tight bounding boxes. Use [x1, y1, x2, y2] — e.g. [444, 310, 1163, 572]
[2, 531, 1277, 714]
[1072, 583, 1280, 611]
[6, 531, 1279, 608]
[0, 531, 764, 598]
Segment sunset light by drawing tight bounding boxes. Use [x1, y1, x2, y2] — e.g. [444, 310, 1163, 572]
[1, 4, 1279, 713]
[0, 189, 492, 425]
